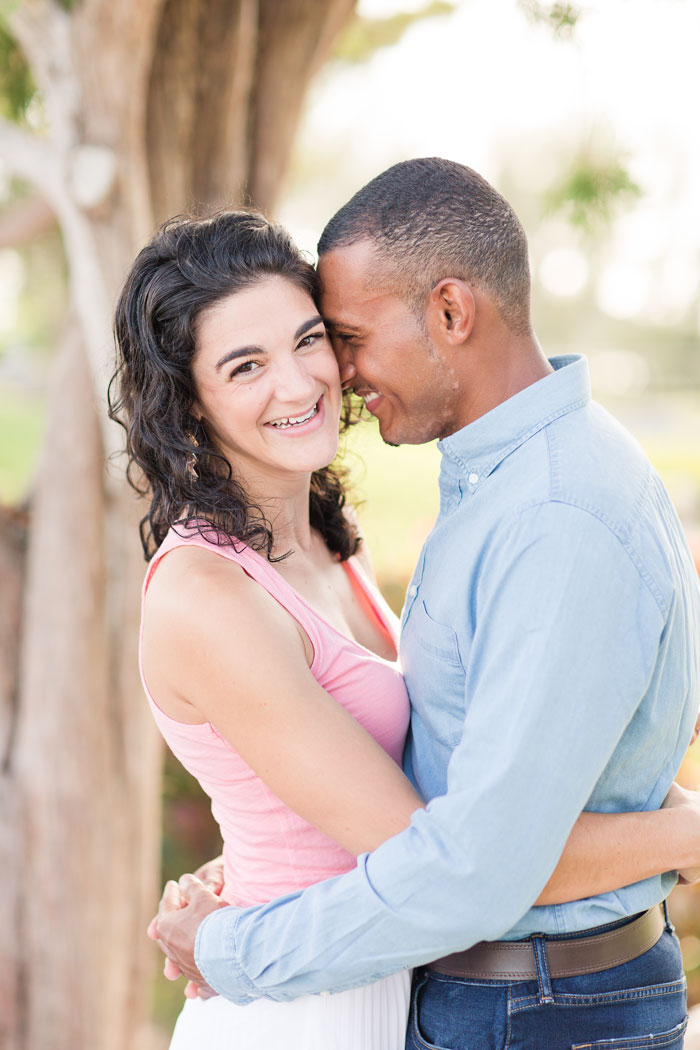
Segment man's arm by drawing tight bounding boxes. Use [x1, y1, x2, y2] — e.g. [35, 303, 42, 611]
[190, 503, 670, 1002]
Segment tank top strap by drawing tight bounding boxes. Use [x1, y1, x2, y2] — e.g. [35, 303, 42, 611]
[143, 523, 328, 677]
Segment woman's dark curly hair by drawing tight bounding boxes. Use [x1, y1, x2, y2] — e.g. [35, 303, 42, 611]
[109, 210, 360, 561]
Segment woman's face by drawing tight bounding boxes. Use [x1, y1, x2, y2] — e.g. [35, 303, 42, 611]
[191, 277, 342, 492]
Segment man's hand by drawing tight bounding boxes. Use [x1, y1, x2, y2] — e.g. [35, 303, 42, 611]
[662, 781, 700, 884]
[148, 875, 229, 998]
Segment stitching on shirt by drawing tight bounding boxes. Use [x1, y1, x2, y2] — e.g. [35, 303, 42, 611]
[442, 396, 588, 479]
[544, 425, 557, 501]
[496, 497, 669, 618]
[540, 431, 668, 614]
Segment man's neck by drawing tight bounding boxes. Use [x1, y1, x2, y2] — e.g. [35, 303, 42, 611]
[448, 331, 553, 434]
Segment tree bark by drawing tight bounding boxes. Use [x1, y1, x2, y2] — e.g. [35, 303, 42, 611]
[0, 506, 27, 1050]
[0, 0, 356, 1045]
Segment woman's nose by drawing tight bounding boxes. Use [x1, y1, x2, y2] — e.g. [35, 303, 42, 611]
[275, 356, 317, 401]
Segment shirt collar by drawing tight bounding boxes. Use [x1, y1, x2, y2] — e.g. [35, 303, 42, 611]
[437, 354, 591, 483]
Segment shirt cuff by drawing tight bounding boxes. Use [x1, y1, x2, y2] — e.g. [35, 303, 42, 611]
[194, 906, 259, 1004]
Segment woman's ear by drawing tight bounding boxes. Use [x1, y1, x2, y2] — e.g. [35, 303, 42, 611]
[425, 278, 475, 347]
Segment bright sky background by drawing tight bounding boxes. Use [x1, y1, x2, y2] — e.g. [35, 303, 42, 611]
[280, 0, 700, 335]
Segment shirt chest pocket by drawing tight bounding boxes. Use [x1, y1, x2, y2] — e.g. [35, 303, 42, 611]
[402, 600, 466, 750]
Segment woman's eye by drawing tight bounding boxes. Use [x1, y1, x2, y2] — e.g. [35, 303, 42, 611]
[297, 330, 325, 350]
[230, 360, 260, 378]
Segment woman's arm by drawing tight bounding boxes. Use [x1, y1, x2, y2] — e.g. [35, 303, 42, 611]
[143, 547, 424, 857]
[536, 783, 700, 905]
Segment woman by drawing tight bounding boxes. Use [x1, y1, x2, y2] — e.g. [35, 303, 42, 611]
[110, 211, 699, 1049]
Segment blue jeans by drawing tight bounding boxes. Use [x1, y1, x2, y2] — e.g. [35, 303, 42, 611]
[407, 909, 687, 1050]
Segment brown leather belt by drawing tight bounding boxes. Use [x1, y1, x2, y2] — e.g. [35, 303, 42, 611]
[426, 906, 665, 980]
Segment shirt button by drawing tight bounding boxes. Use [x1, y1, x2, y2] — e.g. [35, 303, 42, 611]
[468, 472, 479, 485]
[320, 990, 331, 997]
[408, 584, 417, 598]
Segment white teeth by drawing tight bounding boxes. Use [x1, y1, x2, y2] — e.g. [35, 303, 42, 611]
[269, 403, 319, 429]
[363, 392, 380, 404]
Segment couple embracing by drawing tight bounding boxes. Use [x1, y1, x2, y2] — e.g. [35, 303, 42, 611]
[110, 158, 700, 1050]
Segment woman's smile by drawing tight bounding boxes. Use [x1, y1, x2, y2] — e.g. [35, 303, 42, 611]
[265, 394, 324, 432]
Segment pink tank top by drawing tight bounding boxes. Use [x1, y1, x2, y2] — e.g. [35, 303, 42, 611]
[140, 525, 410, 907]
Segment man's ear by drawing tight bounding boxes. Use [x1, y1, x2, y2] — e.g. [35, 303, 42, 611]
[425, 279, 475, 347]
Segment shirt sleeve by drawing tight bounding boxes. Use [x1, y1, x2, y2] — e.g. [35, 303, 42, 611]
[195, 500, 667, 1003]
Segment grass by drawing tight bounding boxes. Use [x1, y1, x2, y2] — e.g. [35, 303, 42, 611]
[0, 384, 45, 504]
[340, 421, 441, 610]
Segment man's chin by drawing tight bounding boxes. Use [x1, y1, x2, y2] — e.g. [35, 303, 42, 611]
[377, 426, 400, 448]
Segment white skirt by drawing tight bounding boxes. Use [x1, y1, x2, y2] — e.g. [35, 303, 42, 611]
[168, 970, 411, 1050]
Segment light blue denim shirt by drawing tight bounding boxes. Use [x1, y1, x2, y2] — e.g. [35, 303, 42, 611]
[195, 354, 700, 1003]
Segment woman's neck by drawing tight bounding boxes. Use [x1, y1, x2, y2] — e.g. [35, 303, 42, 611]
[242, 470, 316, 558]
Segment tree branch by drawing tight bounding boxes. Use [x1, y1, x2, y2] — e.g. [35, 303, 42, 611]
[0, 194, 56, 249]
[7, 0, 80, 154]
[249, 0, 357, 210]
[0, 117, 60, 199]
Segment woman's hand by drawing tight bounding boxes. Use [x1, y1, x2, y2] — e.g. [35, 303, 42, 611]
[193, 854, 225, 895]
[147, 877, 221, 999]
[152, 855, 223, 998]
[661, 781, 700, 884]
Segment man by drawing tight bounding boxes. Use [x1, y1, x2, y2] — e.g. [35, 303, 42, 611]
[155, 159, 700, 1046]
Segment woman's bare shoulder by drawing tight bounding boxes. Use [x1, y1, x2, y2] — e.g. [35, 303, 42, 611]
[146, 543, 248, 610]
[145, 543, 305, 654]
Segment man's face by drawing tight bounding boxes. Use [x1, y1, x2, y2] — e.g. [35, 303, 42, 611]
[318, 240, 461, 446]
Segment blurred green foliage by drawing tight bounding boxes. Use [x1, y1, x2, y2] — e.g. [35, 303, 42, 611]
[0, 384, 44, 501]
[545, 157, 642, 232]
[517, 0, 582, 37]
[161, 750, 221, 884]
[333, 1, 456, 64]
[0, 23, 35, 122]
[153, 752, 222, 1027]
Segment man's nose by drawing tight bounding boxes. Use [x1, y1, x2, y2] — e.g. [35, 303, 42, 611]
[338, 360, 357, 390]
[331, 341, 357, 388]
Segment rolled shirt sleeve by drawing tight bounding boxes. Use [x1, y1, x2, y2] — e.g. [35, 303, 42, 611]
[195, 501, 668, 1003]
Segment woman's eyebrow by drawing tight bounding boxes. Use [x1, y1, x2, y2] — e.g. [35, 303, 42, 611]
[294, 315, 324, 339]
[215, 345, 263, 371]
[215, 315, 323, 372]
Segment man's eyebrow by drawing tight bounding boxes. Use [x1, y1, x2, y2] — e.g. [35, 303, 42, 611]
[215, 315, 324, 371]
[324, 320, 362, 334]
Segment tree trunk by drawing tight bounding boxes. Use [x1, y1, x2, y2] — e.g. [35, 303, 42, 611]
[0, 506, 27, 1050]
[0, 1, 356, 1046]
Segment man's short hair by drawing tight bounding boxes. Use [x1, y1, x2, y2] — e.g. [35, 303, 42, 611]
[318, 158, 531, 335]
